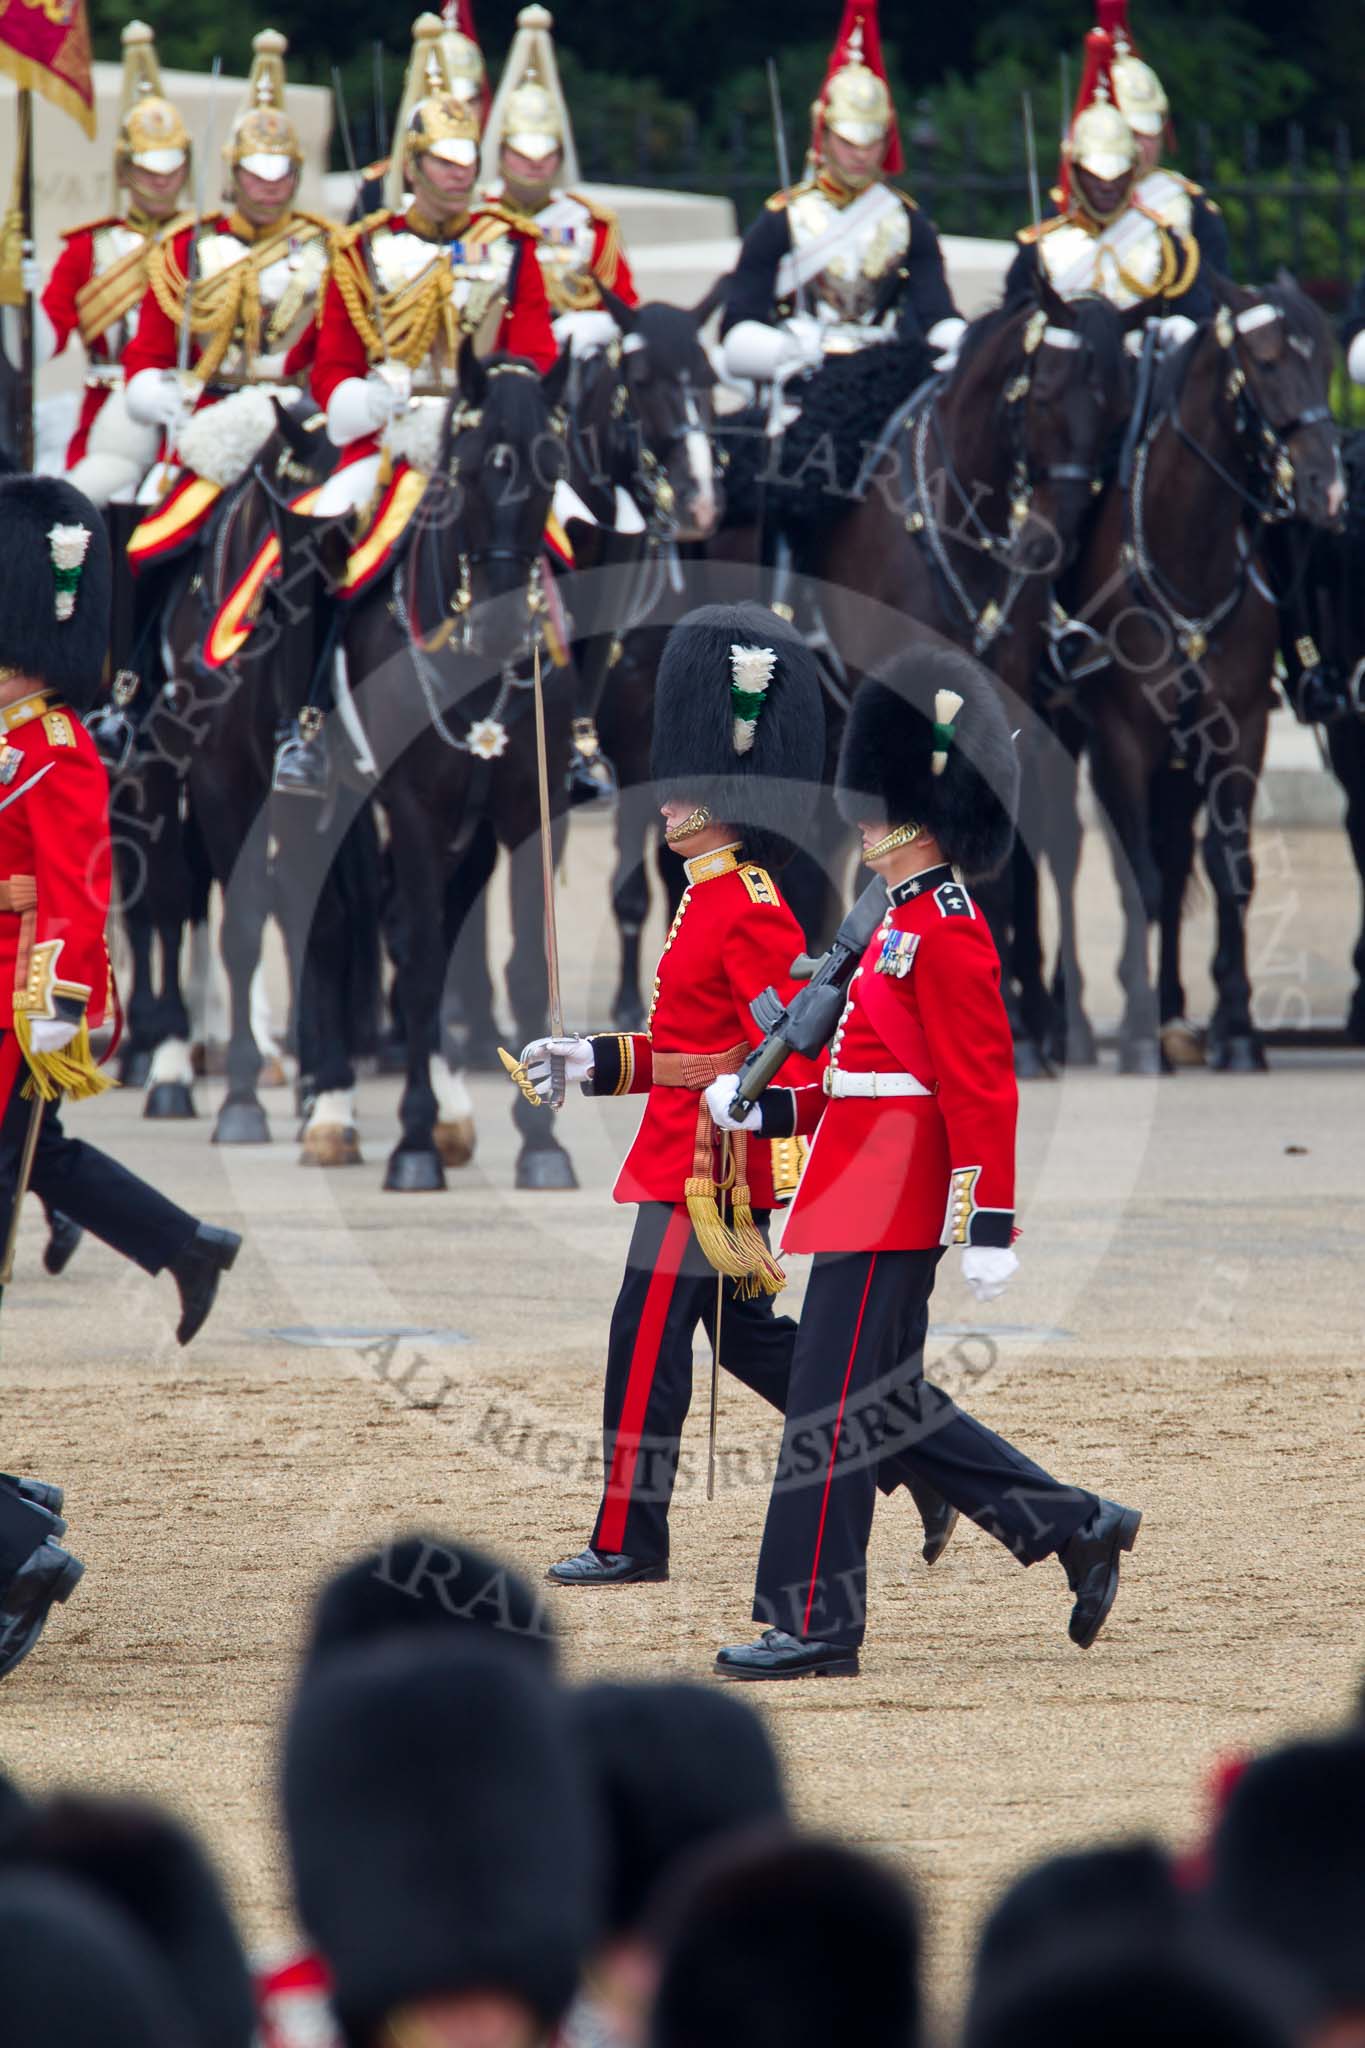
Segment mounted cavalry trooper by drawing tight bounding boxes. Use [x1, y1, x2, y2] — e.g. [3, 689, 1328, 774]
[290, 43, 557, 794]
[1006, 28, 1211, 331]
[480, 2, 645, 798]
[8, 24, 192, 508]
[718, 0, 962, 389]
[121, 30, 335, 503]
[351, 4, 489, 220]
[1098, 0, 1232, 280]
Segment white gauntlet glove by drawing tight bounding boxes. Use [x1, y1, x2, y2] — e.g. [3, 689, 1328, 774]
[29, 1018, 79, 1054]
[519, 1034, 594, 1103]
[553, 309, 619, 357]
[325, 366, 411, 447]
[704, 1075, 761, 1132]
[125, 367, 199, 431]
[961, 1245, 1019, 1303]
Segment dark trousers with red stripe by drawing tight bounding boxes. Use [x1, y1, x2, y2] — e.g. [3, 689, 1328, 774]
[591, 1205, 952, 1563]
[752, 1248, 1099, 1648]
[0, 1035, 196, 1278]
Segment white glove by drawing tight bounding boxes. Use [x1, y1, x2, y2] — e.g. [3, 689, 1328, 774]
[927, 314, 967, 369]
[961, 1245, 1019, 1303]
[1157, 314, 1197, 351]
[29, 1017, 78, 1054]
[705, 1075, 761, 1133]
[781, 311, 827, 367]
[718, 318, 806, 386]
[1348, 330, 1365, 387]
[519, 1033, 594, 1103]
[325, 367, 410, 447]
[250, 350, 290, 383]
[20, 255, 42, 295]
[125, 367, 198, 431]
[553, 309, 619, 357]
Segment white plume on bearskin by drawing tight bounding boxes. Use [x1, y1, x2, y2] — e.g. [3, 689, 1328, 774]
[382, 398, 447, 477]
[175, 386, 281, 488]
[729, 643, 777, 754]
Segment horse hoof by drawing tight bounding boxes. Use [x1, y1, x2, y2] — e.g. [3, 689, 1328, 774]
[300, 1125, 362, 1167]
[1118, 1037, 1162, 1077]
[1160, 1017, 1206, 1068]
[1013, 1040, 1054, 1082]
[144, 1081, 196, 1119]
[435, 1118, 477, 1168]
[515, 1144, 579, 1192]
[192, 1042, 226, 1077]
[212, 1098, 270, 1145]
[258, 1056, 289, 1089]
[120, 1047, 152, 1089]
[383, 1147, 446, 1192]
[1052, 1019, 1099, 1068]
[1209, 1034, 1267, 1074]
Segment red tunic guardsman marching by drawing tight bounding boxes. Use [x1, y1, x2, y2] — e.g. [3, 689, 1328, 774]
[708, 646, 1143, 1678]
[29, 22, 192, 505]
[515, 604, 954, 1584]
[0, 478, 244, 1680]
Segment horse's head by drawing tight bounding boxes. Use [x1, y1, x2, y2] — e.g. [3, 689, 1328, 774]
[601, 288, 720, 543]
[438, 346, 571, 658]
[1207, 276, 1344, 529]
[950, 282, 1128, 577]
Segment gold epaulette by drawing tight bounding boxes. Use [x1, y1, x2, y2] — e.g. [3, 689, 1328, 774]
[565, 189, 619, 231]
[41, 710, 75, 747]
[359, 157, 390, 182]
[336, 208, 394, 257]
[1017, 212, 1077, 247]
[465, 209, 519, 247]
[765, 180, 814, 213]
[890, 187, 919, 214]
[739, 864, 780, 908]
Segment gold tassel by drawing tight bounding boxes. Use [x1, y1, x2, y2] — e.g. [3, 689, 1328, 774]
[685, 1176, 753, 1278]
[15, 1014, 116, 1104]
[730, 1183, 787, 1296]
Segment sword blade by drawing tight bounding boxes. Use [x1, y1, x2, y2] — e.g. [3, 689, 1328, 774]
[0, 1086, 48, 1290]
[531, 644, 566, 1105]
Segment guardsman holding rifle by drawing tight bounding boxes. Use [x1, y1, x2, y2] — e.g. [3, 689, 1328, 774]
[513, 604, 957, 1586]
[708, 647, 1142, 1678]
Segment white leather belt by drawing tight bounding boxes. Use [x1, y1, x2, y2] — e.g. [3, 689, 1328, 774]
[824, 1069, 933, 1099]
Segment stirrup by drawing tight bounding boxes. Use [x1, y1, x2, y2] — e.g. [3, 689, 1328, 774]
[272, 711, 329, 798]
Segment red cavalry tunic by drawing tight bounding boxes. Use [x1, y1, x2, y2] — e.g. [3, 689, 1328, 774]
[121, 213, 322, 387]
[311, 204, 557, 418]
[773, 866, 1017, 1254]
[41, 217, 184, 465]
[587, 845, 822, 1211]
[0, 692, 113, 1046]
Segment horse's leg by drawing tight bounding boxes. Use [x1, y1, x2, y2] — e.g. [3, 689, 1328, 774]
[1149, 756, 1206, 1068]
[1202, 688, 1270, 1073]
[212, 857, 272, 1145]
[274, 807, 363, 1166]
[141, 765, 197, 1119]
[1327, 715, 1365, 1042]
[382, 789, 448, 1192]
[430, 827, 498, 1170]
[1045, 719, 1097, 1068]
[447, 820, 501, 1068]
[610, 784, 653, 1032]
[1088, 702, 1163, 1074]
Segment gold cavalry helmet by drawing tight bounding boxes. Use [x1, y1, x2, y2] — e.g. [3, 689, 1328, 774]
[822, 32, 892, 150]
[226, 29, 305, 182]
[480, 4, 579, 186]
[439, 24, 486, 106]
[1097, 0, 1169, 139]
[406, 91, 481, 174]
[1067, 95, 1138, 186]
[115, 21, 190, 180]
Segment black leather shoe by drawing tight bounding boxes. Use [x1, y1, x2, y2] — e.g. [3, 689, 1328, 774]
[43, 1211, 83, 1276]
[905, 1475, 960, 1567]
[1060, 1499, 1142, 1649]
[169, 1224, 242, 1347]
[546, 1547, 668, 1587]
[716, 1629, 860, 1680]
[272, 722, 330, 798]
[0, 1540, 84, 1681]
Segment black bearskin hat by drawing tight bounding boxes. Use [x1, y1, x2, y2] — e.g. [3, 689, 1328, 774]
[651, 601, 826, 869]
[0, 1769, 29, 1846]
[2, 1795, 255, 2048]
[0, 475, 111, 711]
[0, 1871, 197, 2048]
[973, 1841, 1184, 1995]
[1207, 1732, 1365, 2013]
[650, 1830, 920, 2048]
[965, 1935, 1303, 2048]
[570, 1680, 787, 1938]
[303, 1532, 558, 1678]
[836, 646, 1019, 880]
[283, 1636, 599, 2044]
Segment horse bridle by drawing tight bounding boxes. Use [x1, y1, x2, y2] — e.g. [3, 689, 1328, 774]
[1124, 299, 1333, 661]
[432, 364, 566, 651]
[908, 306, 1107, 656]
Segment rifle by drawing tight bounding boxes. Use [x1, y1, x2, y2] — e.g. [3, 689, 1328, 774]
[726, 877, 888, 1118]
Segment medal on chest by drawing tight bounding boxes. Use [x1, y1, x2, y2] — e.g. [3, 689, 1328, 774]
[0, 743, 21, 786]
[875, 928, 919, 978]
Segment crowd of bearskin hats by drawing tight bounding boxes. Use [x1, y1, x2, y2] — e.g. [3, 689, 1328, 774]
[0, 1532, 1362, 2048]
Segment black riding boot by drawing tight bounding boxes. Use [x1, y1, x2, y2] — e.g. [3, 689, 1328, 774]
[267, 502, 349, 798]
[88, 502, 151, 773]
[566, 524, 648, 804]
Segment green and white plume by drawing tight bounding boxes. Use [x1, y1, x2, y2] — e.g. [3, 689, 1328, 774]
[930, 687, 964, 777]
[729, 643, 777, 754]
[48, 522, 92, 622]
